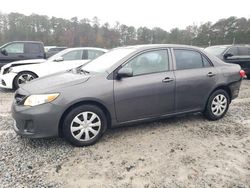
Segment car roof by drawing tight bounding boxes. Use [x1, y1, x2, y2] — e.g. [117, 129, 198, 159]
[11, 41, 44, 44]
[114, 44, 203, 51]
[207, 44, 250, 48]
[64, 47, 108, 52]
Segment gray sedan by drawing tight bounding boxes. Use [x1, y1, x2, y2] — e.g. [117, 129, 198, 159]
[12, 44, 244, 146]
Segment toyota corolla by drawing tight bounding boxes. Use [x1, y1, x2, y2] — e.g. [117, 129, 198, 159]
[12, 44, 244, 146]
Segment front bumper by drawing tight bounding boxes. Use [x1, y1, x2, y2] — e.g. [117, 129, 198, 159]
[0, 72, 17, 89]
[11, 101, 63, 138]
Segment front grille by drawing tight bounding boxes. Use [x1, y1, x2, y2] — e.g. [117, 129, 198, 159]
[15, 94, 27, 105]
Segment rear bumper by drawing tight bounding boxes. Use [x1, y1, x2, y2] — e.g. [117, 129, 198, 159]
[229, 80, 242, 100]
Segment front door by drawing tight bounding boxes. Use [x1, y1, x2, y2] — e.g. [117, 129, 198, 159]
[114, 49, 175, 122]
[0, 42, 25, 67]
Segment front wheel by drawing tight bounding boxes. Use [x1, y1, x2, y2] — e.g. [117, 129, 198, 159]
[62, 105, 107, 147]
[204, 89, 230, 121]
[13, 71, 38, 90]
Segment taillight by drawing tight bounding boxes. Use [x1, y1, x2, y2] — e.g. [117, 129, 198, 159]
[240, 70, 246, 78]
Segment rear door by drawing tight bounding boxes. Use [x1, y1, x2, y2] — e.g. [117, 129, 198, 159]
[114, 49, 175, 122]
[173, 48, 218, 112]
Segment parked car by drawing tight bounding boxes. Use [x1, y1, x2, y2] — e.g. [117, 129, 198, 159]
[0, 41, 45, 69]
[205, 45, 250, 78]
[0, 47, 107, 89]
[46, 47, 67, 58]
[11, 44, 244, 146]
[44, 46, 56, 52]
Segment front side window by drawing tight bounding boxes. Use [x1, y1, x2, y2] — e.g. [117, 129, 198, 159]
[88, 50, 105, 60]
[62, 50, 83, 61]
[124, 50, 169, 76]
[4, 43, 24, 53]
[174, 50, 204, 70]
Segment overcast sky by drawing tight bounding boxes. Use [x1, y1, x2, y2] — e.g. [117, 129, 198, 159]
[1, 0, 250, 31]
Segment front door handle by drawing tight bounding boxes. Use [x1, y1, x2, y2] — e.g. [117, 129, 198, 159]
[18, 55, 24, 58]
[207, 72, 215, 77]
[162, 77, 174, 83]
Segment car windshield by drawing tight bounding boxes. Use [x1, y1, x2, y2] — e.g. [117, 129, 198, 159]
[83, 48, 135, 73]
[204, 46, 228, 56]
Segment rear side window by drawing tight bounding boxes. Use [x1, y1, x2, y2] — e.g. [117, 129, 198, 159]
[174, 50, 205, 70]
[238, 47, 249, 55]
[26, 43, 42, 54]
[87, 50, 105, 60]
[4, 43, 24, 53]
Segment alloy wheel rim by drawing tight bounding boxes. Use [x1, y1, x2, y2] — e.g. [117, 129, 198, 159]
[70, 111, 101, 141]
[17, 74, 35, 86]
[211, 94, 227, 116]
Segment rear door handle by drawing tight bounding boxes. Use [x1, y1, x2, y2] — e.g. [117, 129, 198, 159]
[207, 72, 215, 77]
[18, 55, 24, 58]
[162, 77, 174, 83]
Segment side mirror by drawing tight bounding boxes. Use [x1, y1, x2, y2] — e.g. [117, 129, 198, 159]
[1, 49, 8, 56]
[54, 56, 64, 62]
[117, 67, 133, 79]
[224, 53, 233, 59]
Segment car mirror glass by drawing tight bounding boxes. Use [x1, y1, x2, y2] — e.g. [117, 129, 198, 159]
[224, 53, 233, 59]
[117, 67, 133, 79]
[54, 56, 64, 62]
[1, 49, 8, 56]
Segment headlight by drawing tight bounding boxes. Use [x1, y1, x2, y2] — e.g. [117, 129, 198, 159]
[3, 67, 13, 74]
[24, 93, 59, 106]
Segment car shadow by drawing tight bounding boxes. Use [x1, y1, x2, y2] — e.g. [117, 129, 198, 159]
[18, 112, 204, 148]
[0, 88, 14, 93]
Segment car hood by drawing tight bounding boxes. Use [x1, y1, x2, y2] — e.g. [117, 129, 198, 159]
[3, 59, 46, 69]
[20, 70, 91, 94]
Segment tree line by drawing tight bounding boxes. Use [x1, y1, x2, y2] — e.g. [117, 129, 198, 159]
[0, 12, 250, 48]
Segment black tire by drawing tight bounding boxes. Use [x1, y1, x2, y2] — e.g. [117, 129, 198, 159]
[13, 71, 38, 90]
[204, 89, 230, 121]
[62, 105, 107, 147]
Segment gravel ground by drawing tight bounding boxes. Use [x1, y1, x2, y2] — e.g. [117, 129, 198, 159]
[0, 80, 250, 188]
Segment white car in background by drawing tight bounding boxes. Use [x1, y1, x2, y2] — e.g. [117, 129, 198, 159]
[0, 47, 107, 89]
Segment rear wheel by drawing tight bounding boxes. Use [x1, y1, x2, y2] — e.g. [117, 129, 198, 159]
[13, 71, 38, 89]
[204, 89, 230, 121]
[62, 105, 107, 147]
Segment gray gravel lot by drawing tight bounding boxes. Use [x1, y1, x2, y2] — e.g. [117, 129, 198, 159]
[0, 81, 250, 188]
